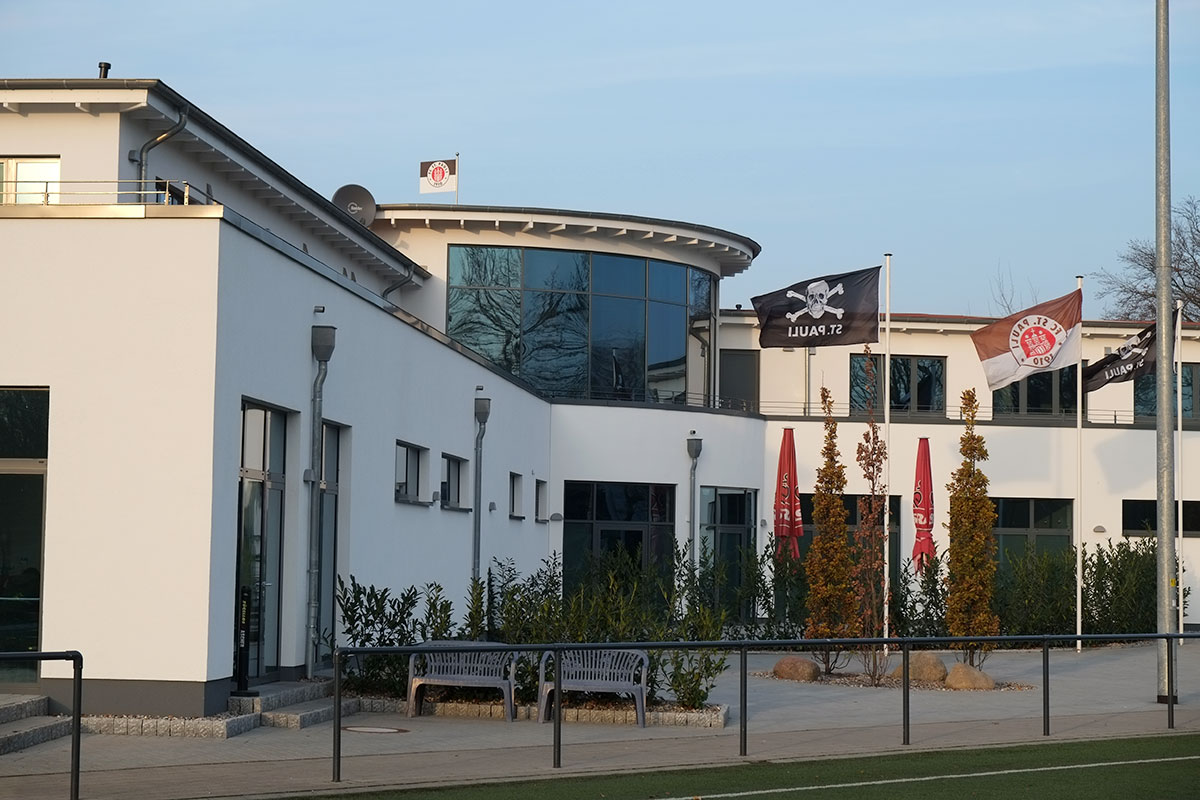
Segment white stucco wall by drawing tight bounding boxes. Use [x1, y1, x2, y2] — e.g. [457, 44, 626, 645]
[2, 214, 223, 682]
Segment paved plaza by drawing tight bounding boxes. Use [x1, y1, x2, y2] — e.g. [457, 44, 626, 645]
[1, 643, 1196, 799]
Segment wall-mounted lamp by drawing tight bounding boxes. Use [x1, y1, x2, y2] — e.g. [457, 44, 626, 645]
[549, 512, 564, 522]
[488, 501, 497, 512]
[1093, 525, 1106, 533]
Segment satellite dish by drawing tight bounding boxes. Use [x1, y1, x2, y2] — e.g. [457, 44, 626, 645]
[332, 184, 377, 226]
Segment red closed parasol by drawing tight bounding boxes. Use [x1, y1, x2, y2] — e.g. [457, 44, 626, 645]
[774, 428, 803, 560]
[912, 437, 935, 572]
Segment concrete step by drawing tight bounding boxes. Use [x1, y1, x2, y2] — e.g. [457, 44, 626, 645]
[228, 680, 333, 715]
[260, 697, 359, 729]
[0, 695, 48, 725]
[0, 715, 72, 755]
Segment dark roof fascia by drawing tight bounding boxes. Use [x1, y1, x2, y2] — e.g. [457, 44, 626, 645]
[0, 78, 423, 277]
[380, 202, 762, 258]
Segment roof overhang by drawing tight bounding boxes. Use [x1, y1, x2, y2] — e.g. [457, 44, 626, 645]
[377, 204, 760, 278]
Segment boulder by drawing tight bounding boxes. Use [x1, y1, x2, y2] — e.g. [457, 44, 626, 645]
[888, 651, 948, 682]
[773, 656, 821, 682]
[944, 663, 995, 690]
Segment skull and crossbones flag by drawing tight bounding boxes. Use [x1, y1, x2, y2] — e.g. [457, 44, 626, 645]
[970, 289, 1083, 392]
[1081, 320, 1159, 393]
[750, 265, 881, 349]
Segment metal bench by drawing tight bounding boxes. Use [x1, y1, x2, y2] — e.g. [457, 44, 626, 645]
[407, 641, 516, 721]
[537, 648, 650, 727]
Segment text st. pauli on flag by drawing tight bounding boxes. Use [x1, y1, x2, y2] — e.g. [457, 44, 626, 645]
[751, 266, 881, 349]
[969, 289, 1084, 392]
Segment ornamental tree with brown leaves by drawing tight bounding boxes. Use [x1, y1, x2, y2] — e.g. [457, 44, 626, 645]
[944, 388, 999, 667]
[804, 386, 860, 674]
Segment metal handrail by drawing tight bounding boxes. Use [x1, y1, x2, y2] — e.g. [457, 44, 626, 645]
[331, 632, 1198, 781]
[0, 650, 83, 799]
[0, 179, 213, 206]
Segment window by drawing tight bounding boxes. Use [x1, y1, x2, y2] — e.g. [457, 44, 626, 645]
[446, 245, 716, 405]
[991, 497, 1072, 570]
[850, 354, 946, 414]
[1122, 499, 1200, 537]
[562, 481, 676, 594]
[1134, 363, 1197, 419]
[395, 441, 427, 502]
[700, 487, 757, 619]
[992, 366, 1079, 418]
[719, 349, 760, 412]
[1, 157, 60, 204]
[535, 479, 548, 522]
[509, 472, 524, 518]
[440, 454, 466, 509]
[797, 493, 902, 588]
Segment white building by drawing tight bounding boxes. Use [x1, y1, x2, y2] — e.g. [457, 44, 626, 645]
[1, 77, 1196, 717]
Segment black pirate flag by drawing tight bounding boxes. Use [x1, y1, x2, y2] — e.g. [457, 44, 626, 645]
[751, 266, 881, 349]
[1082, 320, 1159, 393]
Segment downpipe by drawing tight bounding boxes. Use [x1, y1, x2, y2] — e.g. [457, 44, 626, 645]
[130, 104, 190, 192]
[307, 326, 336, 680]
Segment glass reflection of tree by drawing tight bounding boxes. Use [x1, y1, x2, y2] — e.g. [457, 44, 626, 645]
[522, 290, 588, 398]
[451, 246, 519, 288]
[447, 288, 520, 373]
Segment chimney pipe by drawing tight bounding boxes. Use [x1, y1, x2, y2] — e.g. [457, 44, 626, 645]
[98, 62, 111, 79]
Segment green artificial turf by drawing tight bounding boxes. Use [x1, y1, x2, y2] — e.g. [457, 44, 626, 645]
[308, 734, 1200, 800]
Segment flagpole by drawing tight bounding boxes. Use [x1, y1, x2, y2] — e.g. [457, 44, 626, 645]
[1176, 299, 1184, 641]
[455, 151, 460, 206]
[883, 253, 892, 645]
[1075, 275, 1084, 653]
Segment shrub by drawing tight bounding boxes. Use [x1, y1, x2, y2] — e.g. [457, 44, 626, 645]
[891, 553, 948, 640]
[994, 548, 1075, 637]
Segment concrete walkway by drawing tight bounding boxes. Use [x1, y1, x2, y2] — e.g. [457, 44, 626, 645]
[1, 643, 1196, 799]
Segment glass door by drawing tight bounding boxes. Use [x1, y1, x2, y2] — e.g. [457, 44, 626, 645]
[0, 472, 44, 684]
[236, 406, 285, 682]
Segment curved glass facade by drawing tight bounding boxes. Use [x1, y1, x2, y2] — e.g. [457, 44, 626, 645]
[447, 245, 716, 403]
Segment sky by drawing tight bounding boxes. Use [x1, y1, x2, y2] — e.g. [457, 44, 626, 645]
[6, 0, 1199, 318]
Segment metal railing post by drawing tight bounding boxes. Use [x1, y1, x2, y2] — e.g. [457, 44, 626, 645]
[70, 652, 82, 800]
[1042, 638, 1050, 736]
[333, 649, 342, 782]
[739, 645, 747, 757]
[553, 648, 562, 768]
[901, 642, 910, 745]
[1167, 635, 1175, 730]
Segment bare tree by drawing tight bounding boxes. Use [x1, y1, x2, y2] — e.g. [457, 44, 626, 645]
[989, 262, 1039, 316]
[1093, 195, 1200, 322]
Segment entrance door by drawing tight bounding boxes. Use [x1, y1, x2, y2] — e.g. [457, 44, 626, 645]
[0, 472, 44, 685]
[236, 406, 286, 682]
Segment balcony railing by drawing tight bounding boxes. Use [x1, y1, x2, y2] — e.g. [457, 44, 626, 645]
[0, 179, 214, 206]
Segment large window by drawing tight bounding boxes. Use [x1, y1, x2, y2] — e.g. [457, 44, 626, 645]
[991, 497, 1072, 570]
[850, 354, 946, 414]
[562, 481, 676, 594]
[1134, 363, 1197, 419]
[992, 366, 1078, 418]
[447, 245, 715, 404]
[797, 494, 902, 588]
[719, 349, 760, 412]
[700, 487, 757, 618]
[1122, 499, 1200, 537]
[1, 157, 60, 204]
